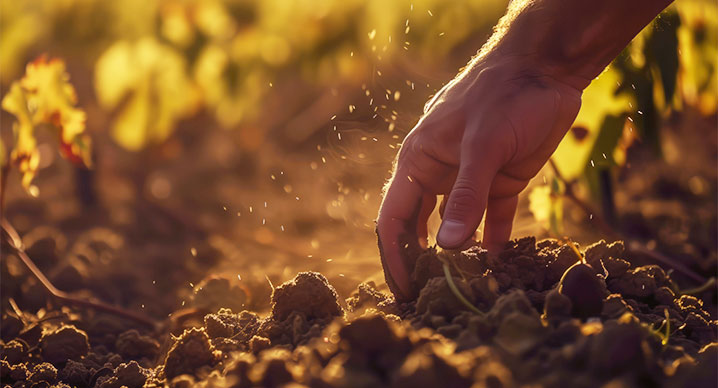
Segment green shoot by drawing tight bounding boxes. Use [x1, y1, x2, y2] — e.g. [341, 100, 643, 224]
[680, 277, 716, 296]
[442, 262, 484, 316]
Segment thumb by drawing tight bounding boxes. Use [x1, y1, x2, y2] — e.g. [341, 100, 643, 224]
[437, 162, 493, 249]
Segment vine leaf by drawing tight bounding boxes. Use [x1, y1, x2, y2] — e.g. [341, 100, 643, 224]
[94, 38, 199, 151]
[1, 56, 91, 192]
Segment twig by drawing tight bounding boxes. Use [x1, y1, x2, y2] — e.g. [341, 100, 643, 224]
[1, 218, 158, 329]
[0, 164, 10, 216]
[547, 159, 708, 284]
[626, 242, 708, 284]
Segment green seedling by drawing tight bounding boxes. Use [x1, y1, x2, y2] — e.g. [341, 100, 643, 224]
[441, 259, 484, 316]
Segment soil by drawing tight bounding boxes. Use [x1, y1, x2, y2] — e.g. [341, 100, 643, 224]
[2, 236, 716, 388]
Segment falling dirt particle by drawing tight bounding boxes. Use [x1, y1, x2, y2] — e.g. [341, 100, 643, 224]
[368, 29, 376, 40]
[190, 247, 197, 257]
[428, 10, 433, 16]
[394, 91, 401, 101]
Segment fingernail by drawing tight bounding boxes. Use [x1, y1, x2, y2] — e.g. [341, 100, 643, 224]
[437, 220, 465, 248]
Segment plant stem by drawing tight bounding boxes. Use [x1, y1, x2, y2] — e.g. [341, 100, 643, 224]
[442, 263, 484, 316]
[679, 276, 716, 296]
[1, 218, 157, 329]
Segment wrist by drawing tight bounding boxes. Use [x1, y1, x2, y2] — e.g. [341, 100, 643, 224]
[463, 48, 590, 94]
[477, 0, 673, 92]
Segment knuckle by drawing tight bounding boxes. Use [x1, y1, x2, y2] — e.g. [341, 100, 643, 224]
[445, 184, 481, 219]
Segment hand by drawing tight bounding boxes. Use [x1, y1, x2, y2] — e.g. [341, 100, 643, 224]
[377, 55, 582, 301]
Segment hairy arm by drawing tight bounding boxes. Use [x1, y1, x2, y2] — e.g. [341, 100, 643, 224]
[475, 0, 675, 88]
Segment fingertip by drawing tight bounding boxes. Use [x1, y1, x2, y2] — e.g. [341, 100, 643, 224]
[436, 220, 469, 249]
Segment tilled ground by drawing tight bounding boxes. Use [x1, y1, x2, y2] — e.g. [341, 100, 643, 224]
[2, 237, 716, 388]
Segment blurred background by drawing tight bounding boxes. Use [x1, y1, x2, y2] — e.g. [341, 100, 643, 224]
[1, 0, 716, 317]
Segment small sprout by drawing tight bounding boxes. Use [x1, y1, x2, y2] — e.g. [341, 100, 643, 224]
[442, 263, 484, 316]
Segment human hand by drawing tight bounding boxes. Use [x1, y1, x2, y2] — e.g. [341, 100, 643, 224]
[377, 55, 582, 301]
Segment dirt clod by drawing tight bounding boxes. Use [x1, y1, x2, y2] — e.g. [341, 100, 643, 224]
[40, 325, 90, 365]
[96, 361, 149, 388]
[164, 328, 216, 379]
[416, 276, 475, 318]
[559, 262, 608, 319]
[3, 237, 716, 388]
[270, 272, 343, 321]
[115, 329, 160, 360]
[28, 362, 57, 384]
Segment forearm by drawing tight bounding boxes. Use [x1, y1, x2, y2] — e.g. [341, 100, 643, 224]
[472, 0, 674, 89]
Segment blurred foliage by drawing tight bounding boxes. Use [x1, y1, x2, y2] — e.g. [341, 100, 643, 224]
[1, 0, 506, 151]
[531, 0, 717, 233]
[1, 57, 90, 194]
[0, 0, 715, 231]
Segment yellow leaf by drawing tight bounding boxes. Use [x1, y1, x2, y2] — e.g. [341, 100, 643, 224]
[528, 182, 563, 235]
[2, 80, 39, 190]
[675, 0, 718, 114]
[95, 38, 199, 151]
[552, 66, 634, 179]
[1, 57, 90, 192]
[528, 185, 552, 228]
